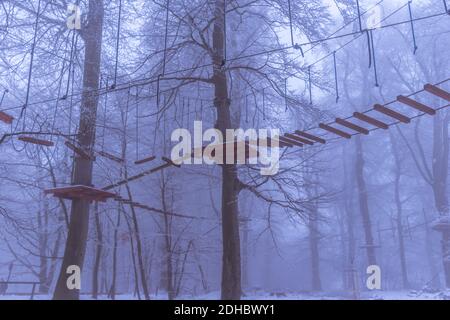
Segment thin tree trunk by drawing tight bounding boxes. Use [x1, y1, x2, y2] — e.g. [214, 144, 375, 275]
[53, 0, 104, 300]
[92, 202, 102, 299]
[431, 114, 450, 287]
[160, 175, 175, 300]
[108, 206, 120, 300]
[212, 0, 241, 300]
[355, 136, 377, 266]
[308, 203, 322, 291]
[389, 132, 410, 289]
[125, 182, 151, 299]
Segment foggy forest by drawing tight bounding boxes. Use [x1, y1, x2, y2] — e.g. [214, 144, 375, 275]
[1, 0, 450, 301]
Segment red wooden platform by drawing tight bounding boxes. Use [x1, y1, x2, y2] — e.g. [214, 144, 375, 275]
[18, 136, 54, 147]
[44, 185, 116, 202]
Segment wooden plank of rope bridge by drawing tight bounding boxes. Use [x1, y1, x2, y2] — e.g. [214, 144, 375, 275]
[18, 136, 54, 147]
[353, 112, 388, 130]
[373, 104, 410, 123]
[65, 141, 95, 160]
[279, 136, 304, 147]
[134, 155, 156, 165]
[397, 95, 436, 115]
[424, 84, 450, 102]
[294, 130, 326, 144]
[284, 133, 314, 145]
[335, 118, 370, 135]
[0, 111, 14, 124]
[319, 123, 352, 139]
[98, 151, 124, 163]
[44, 185, 116, 202]
[263, 138, 292, 148]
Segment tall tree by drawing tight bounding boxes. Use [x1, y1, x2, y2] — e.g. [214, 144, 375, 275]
[53, 0, 104, 300]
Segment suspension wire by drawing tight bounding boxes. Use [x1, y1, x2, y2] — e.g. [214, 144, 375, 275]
[284, 78, 288, 111]
[112, 0, 123, 89]
[369, 29, 380, 87]
[288, 0, 295, 47]
[62, 30, 77, 99]
[308, 66, 312, 105]
[356, 0, 363, 32]
[18, 0, 42, 130]
[262, 88, 266, 120]
[186, 97, 190, 128]
[288, 0, 303, 55]
[200, 100, 204, 120]
[245, 94, 248, 123]
[50, 59, 67, 140]
[444, 0, 449, 13]
[223, 0, 227, 65]
[157, 0, 170, 108]
[181, 96, 185, 127]
[4, 8, 446, 114]
[68, 55, 76, 135]
[102, 76, 109, 151]
[407, 1, 418, 54]
[135, 86, 140, 160]
[0, 89, 8, 107]
[366, 30, 372, 68]
[333, 51, 339, 103]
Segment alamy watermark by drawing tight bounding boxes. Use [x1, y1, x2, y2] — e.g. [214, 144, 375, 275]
[170, 121, 281, 176]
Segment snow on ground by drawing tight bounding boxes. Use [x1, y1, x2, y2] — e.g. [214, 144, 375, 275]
[1, 290, 450, 300]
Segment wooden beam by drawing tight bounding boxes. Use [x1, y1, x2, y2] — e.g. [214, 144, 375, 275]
[98, 151, 124, 163]
[373, 104, 410, 123]
[284, 133, 314, 145]
[134, 155, 156, 165]
[397, 95, 436, 115]
[0, 111, 14, 124]
[319, 123, 352, 139]
[353, 112, 388, 130]
[335, 118, 369, 135]
[279, 136, 304, 147]
[65, 141, 95, 160]
[18, 136, 54, 147]
[294, 130, 326, 144]
[424, 84, 450, 102]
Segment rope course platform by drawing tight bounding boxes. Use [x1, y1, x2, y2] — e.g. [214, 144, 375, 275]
[431, 217, 450, 232]
[44, 185, 116, 202]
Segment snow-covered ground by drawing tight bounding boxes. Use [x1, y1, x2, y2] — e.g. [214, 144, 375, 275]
[1, 290, 449, 300]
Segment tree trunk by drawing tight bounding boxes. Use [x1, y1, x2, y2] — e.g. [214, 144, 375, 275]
[308, 203, 322, 291]
[212, 0, 241, 300]
[160, 175, 175, 300]
[389, 132, 410, 289]
[53, 0, 104, 300]
[354, 136, 377, 266]
[108, 206, 120, 300]
[92, 202, 102, 299]
[432, 113, 450, 287]
[125, 182, 151, 299]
